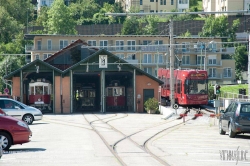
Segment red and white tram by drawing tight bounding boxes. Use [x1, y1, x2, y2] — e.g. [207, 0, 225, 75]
[158, 68, 208, 108]
[106, 81, 126, 110]
[29, 81, 52, 111]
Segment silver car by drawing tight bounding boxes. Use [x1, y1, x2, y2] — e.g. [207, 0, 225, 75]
[0, 98, 43, 125]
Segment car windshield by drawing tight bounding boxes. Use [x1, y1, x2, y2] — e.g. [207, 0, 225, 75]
[184, 79, 208, 94]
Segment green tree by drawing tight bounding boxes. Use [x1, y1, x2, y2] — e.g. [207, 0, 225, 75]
[35, 6, 49, 27]
[0, 0, 34, 25]
[180, 30, 192, 37]
[232, 45, 248, 80]
[189, 0, 198, 7]
[141, 15, 159, 35]
[69, 0, 100, 25]
[93, 3, 115, 24]
[47, 0, 77, 34]
[199, 15, 240, 44]
[0, 6, 24, 43]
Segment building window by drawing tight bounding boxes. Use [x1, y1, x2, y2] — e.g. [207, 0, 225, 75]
[100, 40, 108, 50]
[47, 40, 52, 50]
[197, 55, 205, 65]
[223, 68, 232, 78]
[154, 54, 163, 63]
[208, 42, 217, 52]
[140, 0, 143, 5]
[150, 0, 154, 2]
[182, 42, 190, 52]
[37, 40, 42, 50]
[116, 40, 124, 51]
[59, 40, 68, 49]
[182, 55, 190, 65]
[150, 10, 154, 13]
[208, 56, 216, 65]
[171, 0, 174, 5]
[140, 10, 144, 13]
[209, 68, 216, 78]
[43, 53, 52, 60]
[88, 40, 96, 46]
[248, 4, 250, 10]
[160, 0, 166, 5]
[127, 40, 136, 51]
[179, 0, 188, 4]
[143, 54, 152, 63]
[35, 54, 40, 60]
[116, 54, 125, 59]
[144, 67, 153, 75]
[143, 40, 152, 45]
[42, 0, 46, 6]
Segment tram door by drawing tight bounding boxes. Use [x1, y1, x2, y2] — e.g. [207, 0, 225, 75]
[143, 89, 154, 112]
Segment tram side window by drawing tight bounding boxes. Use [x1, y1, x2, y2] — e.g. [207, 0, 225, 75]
[177, 80, 181, 94]
[44, 86, 48, 95]
[114, 88, 119, 96]
[107, 88, 112, 96]
[30, 86, 35, 95]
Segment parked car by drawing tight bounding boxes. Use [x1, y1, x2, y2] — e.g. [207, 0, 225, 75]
[0, 98, 43, 125]
[0, 94, 12, 99]
[0, 114, 32, 150]
[219, 101, 250, 138]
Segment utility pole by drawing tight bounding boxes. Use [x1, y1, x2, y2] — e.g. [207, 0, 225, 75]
[169, 20, 175, 107]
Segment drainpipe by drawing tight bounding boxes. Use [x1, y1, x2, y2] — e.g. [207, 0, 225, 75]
[61, 74, 63, 114]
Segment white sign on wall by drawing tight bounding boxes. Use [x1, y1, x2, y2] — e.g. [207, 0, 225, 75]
[99, 55, 107, 68]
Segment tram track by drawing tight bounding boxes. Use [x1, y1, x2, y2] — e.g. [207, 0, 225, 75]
[92, 112, 204, 166]
[42, 111, 207, 166]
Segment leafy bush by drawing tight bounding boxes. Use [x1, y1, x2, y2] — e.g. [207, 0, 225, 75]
[144, 98, 159, 114]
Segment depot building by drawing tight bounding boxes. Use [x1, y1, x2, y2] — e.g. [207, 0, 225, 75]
[4, 39, 163, 114]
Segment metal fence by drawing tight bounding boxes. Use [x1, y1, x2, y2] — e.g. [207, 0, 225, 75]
[218, 92, 250, 110]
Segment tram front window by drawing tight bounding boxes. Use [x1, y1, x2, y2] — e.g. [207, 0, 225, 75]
[185, 79, 208, 94]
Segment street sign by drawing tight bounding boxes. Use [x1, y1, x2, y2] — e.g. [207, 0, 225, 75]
[4, 88, 9, 94]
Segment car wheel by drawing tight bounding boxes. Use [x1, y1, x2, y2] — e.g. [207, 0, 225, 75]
[219, 121, 226, 135]
[0, 132, 12, 150]
[228, 123, 236, 138]
[22, 114, 34, 125]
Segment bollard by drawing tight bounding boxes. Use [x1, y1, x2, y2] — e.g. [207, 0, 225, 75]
[180, 114, 187, 123]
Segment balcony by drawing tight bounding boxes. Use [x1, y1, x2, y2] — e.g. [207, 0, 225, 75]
[25, 44, 62, 52]
[208, 73, 223, 79]
[175, 47, 235, 55]
[25, 44, 169, 53]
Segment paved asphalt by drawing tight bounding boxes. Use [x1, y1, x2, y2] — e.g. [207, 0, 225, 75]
[0, 112, 250, 166]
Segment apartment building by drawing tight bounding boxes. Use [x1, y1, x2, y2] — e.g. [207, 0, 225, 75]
[203, 0, 250, 16]
[116, 0, 189, 12]
[24, 34, 235, 84]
